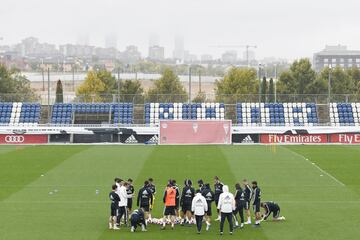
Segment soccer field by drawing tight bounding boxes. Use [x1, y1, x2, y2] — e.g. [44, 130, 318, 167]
[0, 145, 360, 240]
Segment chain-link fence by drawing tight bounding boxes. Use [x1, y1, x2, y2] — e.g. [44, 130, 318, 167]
[1, 93, 360, 125]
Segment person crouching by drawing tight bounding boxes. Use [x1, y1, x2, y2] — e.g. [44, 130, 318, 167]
[130, 208, 147, 232]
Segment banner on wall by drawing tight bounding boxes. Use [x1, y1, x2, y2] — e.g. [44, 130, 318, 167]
[0, 134, 48, 144]
[330, 133, 360, 144]
[159, 120, 232, 145]
[260, 134, 327, 144]
[232, 134, 259, 143]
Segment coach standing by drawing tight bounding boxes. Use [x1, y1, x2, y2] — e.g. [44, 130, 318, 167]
[191, 189, 208, 234]
[217, 185, 236, 235]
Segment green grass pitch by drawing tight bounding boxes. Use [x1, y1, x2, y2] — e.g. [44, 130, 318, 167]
[0, 145, 360, 240]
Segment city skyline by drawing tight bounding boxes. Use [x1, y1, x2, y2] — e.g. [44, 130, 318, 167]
[1, 0, 360, 60]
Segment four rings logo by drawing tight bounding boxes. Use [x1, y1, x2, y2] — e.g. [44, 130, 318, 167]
[5, 135, 25, 143]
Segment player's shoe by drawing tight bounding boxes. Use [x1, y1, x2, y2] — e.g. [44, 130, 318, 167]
[171, 224, 174, 230]
[220, 232, 223, 235]
[130, 226, 135, 232]
[206, 224, 211, 231]
[278, 216, 286, 221]
[215, 216, 221, 221]
[240, 223, 244, 228]
[230, 232, 233, 235]
[108, 223, 113, 229]
[113, 226, 120, 230]
[245, 220, 251, 225]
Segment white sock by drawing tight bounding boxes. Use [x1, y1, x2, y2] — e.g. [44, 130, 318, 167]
[247, 217, 251, 222]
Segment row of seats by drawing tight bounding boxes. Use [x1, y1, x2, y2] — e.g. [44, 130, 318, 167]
[330, 103, 360, 126]
[236, 103, 319, 126]
[0, 102, 41, 124]
[51, 103, 134, 125]
[144, 103, 225, 124]
[3, 101, 360, 126]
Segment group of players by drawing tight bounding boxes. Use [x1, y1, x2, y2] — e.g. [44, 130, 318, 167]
[108, 176, 285, 234]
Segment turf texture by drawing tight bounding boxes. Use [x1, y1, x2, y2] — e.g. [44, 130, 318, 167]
[0, 145, 359, 240]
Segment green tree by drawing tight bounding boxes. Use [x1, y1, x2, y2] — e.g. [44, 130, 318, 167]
[76, 70, 106, 102]
[214, 67, 258, 103]
[277, 59, 316, 95]
[0, 64, 38, 102]
[119, 79, 144, 102]
[55, 79, 64, 103]
[261, 76, 267, 102]
[146, 68, 188, 102]
[97, 69, 116, 94]
[346, 67, 360, 94]
[268, 78, 275, 102]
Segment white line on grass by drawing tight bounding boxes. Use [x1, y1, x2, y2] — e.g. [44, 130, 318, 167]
[283, 147, 346, 187]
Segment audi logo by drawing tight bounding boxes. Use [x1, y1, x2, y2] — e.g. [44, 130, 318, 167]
[5, 135, 25, 143]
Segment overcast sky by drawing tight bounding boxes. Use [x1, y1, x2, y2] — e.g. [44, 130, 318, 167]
[1, 0, 359, 60]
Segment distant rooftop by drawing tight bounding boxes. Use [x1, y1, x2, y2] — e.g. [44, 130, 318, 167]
[316, 45, 360, 56]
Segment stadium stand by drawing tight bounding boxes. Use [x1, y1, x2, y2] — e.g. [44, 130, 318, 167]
[330, 102, 360, 126]
[112, 103, 133, 125]
[0, 102, 41, 125]
[51, 103, 73, 124]
[236, 102, 319, 126]
[145, 102, 225, 125]
[51, 103, 133, 125]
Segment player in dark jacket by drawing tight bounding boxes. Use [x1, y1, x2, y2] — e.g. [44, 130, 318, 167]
[201, 183, 214, 231]
[130, 208, 147, 232]
[198, 179, 205, 192]
[180, 179, 195, 225]
[252, 181, 262, 226]
[242, 179, 253, 224]
[233, 183, 246, 228]
[109, 184, 120, 230]
[214, 176, 224, 221]
[261, 201, 285, 221]
[147, 178, 156, 220]
[137, 181, 153, 221]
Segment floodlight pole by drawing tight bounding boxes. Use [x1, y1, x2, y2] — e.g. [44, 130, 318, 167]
[47, 68, 50, 120]
[189, 66, 192, 104]
[275, 64, 277, 103]
[328, 65, 332, 104]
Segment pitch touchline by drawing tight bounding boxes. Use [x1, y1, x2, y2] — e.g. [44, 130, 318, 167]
[283, 147, 346, 187]
[1, 200, 359, 204]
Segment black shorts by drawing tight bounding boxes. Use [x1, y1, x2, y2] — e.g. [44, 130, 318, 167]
[244, 201, 250, 210]
[182, 204, 192, 213]
[272, 207, 280, 218]
[110, 205, 118, 217]
[127, 199, 133, 210]
[164, 206, 176, 216]
[140, 205, 150, 212]
[253, 202, 260, 213]
[234, 202, 245, 214]
[206, 203, 212, 216]
[214, 198, 219, 207]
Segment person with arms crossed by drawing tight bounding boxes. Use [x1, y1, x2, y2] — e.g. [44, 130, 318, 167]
[252, 181, 262, 227]
[126, 178, 135, 217]
[217, 185, 236, 235]
[242, 179, 253, 224]
[108, 184, 120, 230]
[148, 177, 156, 220]
[214, 176, 224, 221]
[233, 183, 246, 228]
[180, 179, 195, 225]
[191, 189, 208, 234]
